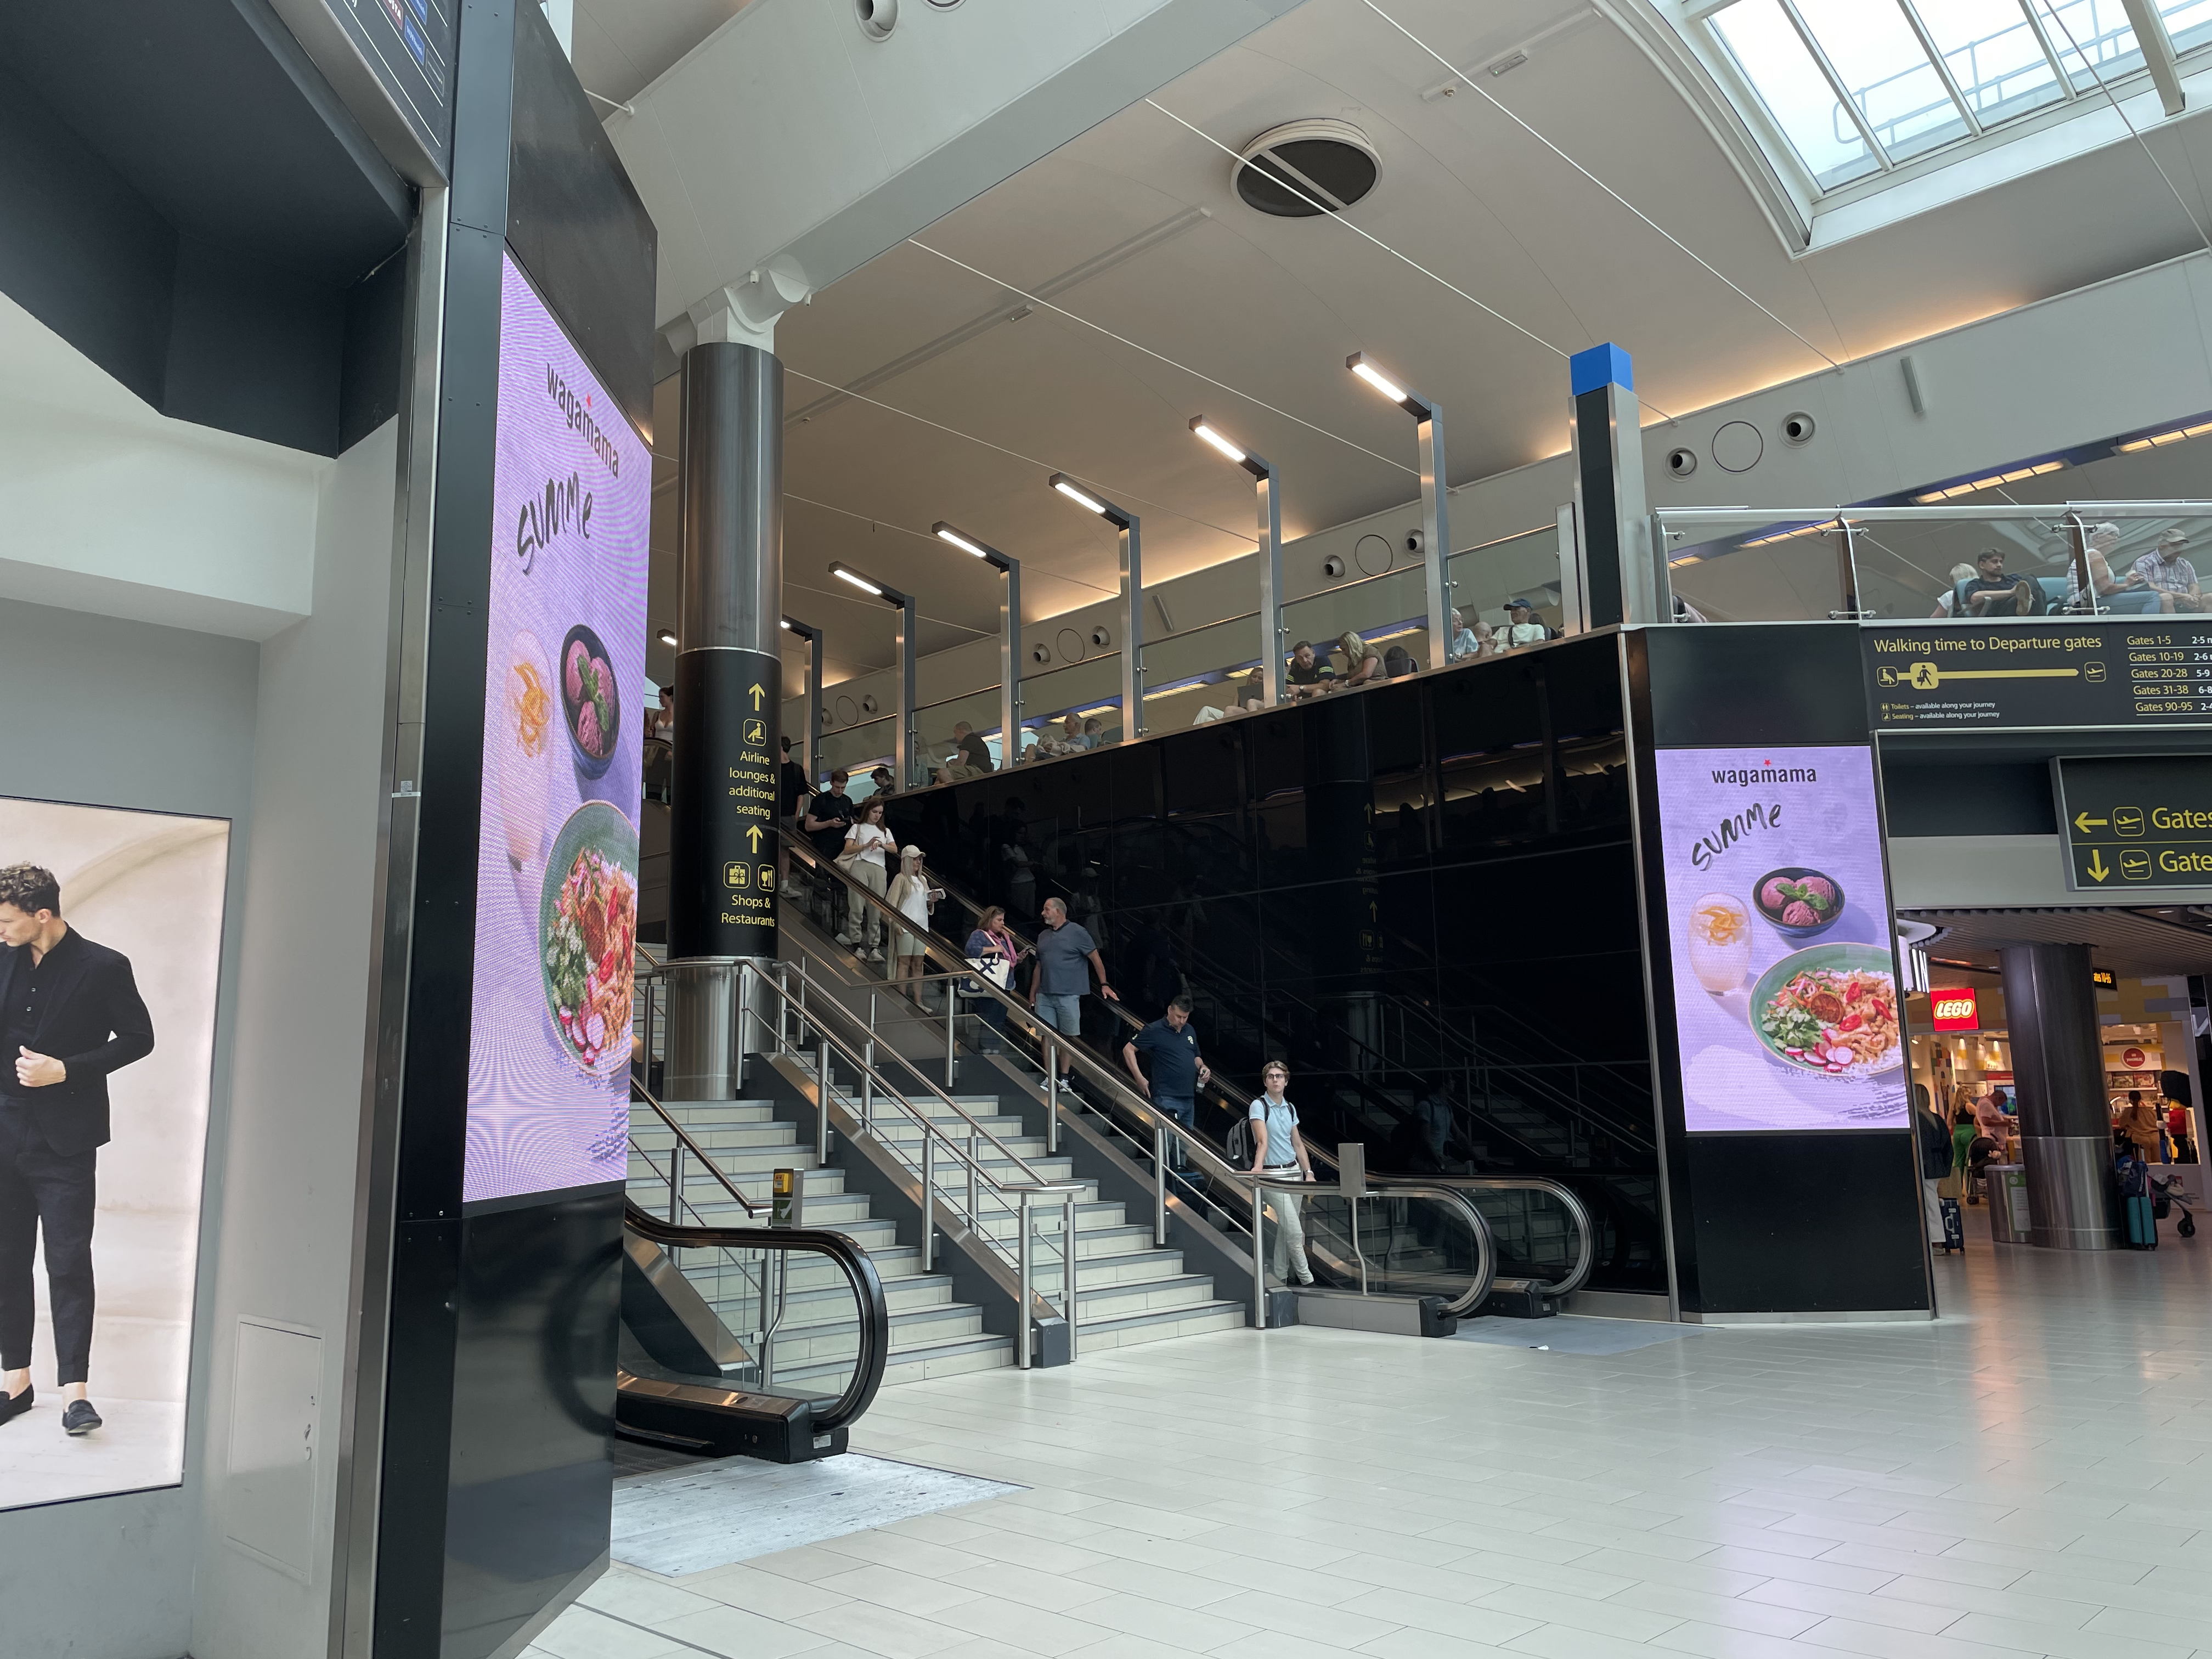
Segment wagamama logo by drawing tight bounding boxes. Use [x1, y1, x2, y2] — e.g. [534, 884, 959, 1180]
[515, 363, 618, 572]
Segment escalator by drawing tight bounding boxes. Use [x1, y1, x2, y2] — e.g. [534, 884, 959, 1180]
[616, 1081, 890, 1463]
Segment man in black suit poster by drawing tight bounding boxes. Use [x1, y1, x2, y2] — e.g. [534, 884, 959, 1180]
[0, 863, 154, 1437]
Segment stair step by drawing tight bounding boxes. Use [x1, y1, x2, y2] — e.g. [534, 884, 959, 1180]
[1074, 1299, 1246, 1351]
[776, 1331, 1014, 1389]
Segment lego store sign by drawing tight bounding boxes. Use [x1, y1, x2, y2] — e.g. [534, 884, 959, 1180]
[1931, 988, 1979, 1031]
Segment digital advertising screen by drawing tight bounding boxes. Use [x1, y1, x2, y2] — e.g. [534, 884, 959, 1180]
[1653, 746, 1908, 1135]
[0, 797, 228, 1511]
[465, 252, 650, 1206]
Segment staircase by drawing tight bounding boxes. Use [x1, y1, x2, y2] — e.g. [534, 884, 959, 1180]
[628, 1071, 1244, 1392]
[629, 1093, 1012, 1387]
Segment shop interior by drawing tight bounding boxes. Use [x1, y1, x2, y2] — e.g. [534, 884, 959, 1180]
[1899, 907, 2212, 1245]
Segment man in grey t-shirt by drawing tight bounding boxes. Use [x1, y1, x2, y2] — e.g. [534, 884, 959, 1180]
[1030, 896, 1118, 1090]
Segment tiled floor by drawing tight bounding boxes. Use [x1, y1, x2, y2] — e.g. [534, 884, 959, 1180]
[533, 1237, 2212, 1659]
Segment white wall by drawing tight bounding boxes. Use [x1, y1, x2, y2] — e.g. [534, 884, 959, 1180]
[191, 420, 398, 1659]
[0, 604, 260, 1659]
[799, 247, 2212, 740]
[0, 294, 320, 642]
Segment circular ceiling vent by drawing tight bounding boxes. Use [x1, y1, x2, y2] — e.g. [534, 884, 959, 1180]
[1233, 120, 1379, 218]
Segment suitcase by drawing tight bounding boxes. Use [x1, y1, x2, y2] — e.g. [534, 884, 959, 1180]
[1939, 1196, 1965, 1254]
[2125, 1193, 2159, 1250]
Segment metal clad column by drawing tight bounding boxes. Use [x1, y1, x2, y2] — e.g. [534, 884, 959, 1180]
[1567, 342, 1659, 629]
[2002, 941, 2117, 1250]
[669, 341, 782, 1095]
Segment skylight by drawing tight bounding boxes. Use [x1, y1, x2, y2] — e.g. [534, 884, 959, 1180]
[1675, 0, 2198, 204]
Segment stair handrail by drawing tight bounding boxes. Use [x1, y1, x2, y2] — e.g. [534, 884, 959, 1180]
[623, 1201, 890, 1431]
[732, 957, 1088, 1368]
[787, 842, 1504, 1322]
[630, 1074, 766, 1218]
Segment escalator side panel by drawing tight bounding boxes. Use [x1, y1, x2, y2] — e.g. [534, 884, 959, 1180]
[620, 1231, 752, 1378]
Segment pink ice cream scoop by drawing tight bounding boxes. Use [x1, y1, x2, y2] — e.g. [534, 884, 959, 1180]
[1782, 900, 1818, 926]
[1760, 878, 1792, 912]
[577, 699, 603, 756]
[1802, 876, 1836, 906]
[565, 639, 588, 702]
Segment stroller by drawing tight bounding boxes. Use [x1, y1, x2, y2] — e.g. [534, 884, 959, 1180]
[2152, 1169, 2198, 1239]
[1966, 1134, 1999, 1205]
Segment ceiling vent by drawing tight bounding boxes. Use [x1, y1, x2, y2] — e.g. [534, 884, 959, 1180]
[1233, 120, 1379, 218]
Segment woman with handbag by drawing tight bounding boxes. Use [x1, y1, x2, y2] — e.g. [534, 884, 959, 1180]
[887, 845, 943, 1001]
[963, 905, 1024, 1055]
[839, 797, 896, 962]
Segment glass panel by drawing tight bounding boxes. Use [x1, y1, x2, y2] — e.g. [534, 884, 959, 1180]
[1792, 0, 1966, 161]
[1914, 0, 2067, 127]
[1447, 525, 1566, 656]
[817, 714, 895, 790]
[1295, 1190, 1489, 1302]
[1011, 655, 1123, 763]
[2160, 0, 2212, 55]
[1139, 611, 1267, 731]
[1710, 0, 1883, 187]
[1279, 565, 1433, 692]
[1660, 512, 1857, 622]
[2038, 0, 2145, 85]
[911, 685, 1008, 786]
[1850, 510, 2212, 623]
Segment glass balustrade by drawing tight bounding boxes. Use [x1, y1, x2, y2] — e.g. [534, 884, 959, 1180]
[817, 715, 895, 787]
[1448, 524, 1568, 652]
[910, 685, 1007, 785]
[1008, 654, 1122, 763]
[1280, 565, 1432, 685]
[1137, 610, 1265, 732]
[1658, 504, 2212, 625]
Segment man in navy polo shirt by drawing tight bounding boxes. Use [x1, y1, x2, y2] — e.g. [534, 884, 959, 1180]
[1122, 994, 1208, 1183]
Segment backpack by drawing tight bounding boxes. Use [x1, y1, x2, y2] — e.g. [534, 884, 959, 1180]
[1224, 1114, 1251, 1169]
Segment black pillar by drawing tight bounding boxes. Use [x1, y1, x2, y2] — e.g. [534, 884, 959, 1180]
[2000, 942, 2116, 1249]
[665, 341, 782, 1094]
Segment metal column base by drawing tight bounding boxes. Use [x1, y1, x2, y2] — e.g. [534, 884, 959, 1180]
[662, 958, 775, 1100]
[2023, 1135, 2117, 1251]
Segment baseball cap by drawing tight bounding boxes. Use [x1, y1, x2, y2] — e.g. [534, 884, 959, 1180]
[2159, 528, 2190, 548]
[1505, 596, 1534, 610]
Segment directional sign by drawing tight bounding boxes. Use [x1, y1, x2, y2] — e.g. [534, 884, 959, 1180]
[1865, 619, 2212, 731]
[2055, 756, 2212, 891]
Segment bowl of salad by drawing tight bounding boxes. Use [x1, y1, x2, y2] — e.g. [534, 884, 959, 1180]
[1752, 865, 1845, 940]
[1750, 943, 1901, 1076]
[537, 800, 639, 1076]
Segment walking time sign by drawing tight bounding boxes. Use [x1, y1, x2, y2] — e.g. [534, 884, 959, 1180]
[2053, 756, 2212, 890]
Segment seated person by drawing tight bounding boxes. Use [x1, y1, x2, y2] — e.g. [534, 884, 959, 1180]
[1237, 667, 1267, 709]
[2132, 528, 2205, 613]
[1285, 640, 1333, 698]
[1492, 598, 1555, 650]
[1936, 547, 2042, 617]
[1446, 608, 1485, 662]
[1334, 630, 1384, 687]
[2061, 523, 2161, 614]
[950, 720, 996, 774]
[935, 751, 986, 785]
[1081, 716, 1108, 747]
[1033, 715, 1084, 757]
[1383, 643, 1420, 678]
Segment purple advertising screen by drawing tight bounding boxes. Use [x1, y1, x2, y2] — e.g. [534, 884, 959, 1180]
[1653, 746, 1908, 1135]
[465, 253, 650, 1204]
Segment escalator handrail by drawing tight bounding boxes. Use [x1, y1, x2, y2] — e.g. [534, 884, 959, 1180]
[787, 842, 1505, 1313]
[622, 1200, 890, 1432]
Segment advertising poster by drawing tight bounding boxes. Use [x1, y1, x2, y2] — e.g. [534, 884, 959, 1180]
[1654, 746, 1908, 1133]
[0, 798, 227, 1510]
[465, 253, 650, 1205]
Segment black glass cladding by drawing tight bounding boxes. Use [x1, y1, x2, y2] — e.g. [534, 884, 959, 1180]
[888, 636, 1669, 1295]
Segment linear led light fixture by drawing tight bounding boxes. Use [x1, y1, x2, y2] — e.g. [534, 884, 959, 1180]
[2117, 421, 2212, 454]
[1046, 473, 1143, 738]
[932, 521, 1022, 771]
[1347, 352, 1451, 668]
[1188, 417, 1284, 708]
[1910, 460, 2066, 504]
[656, 626, 678, 647]
[825, 562, 918, 786]
[782, 614, 823, 785]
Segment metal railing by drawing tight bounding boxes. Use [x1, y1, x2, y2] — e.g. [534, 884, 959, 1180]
[638, 952, 1087, 1368]
[785, 840, 1570, 1322]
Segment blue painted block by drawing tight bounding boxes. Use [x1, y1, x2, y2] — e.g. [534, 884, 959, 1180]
[1570, 342, 1634, 396]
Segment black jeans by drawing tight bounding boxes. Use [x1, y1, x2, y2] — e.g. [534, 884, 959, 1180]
[0, 1102, 98, 1385]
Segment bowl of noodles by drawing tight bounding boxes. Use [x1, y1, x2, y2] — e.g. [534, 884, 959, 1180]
[1749, 943, 1901, 1076]
[537, 800, 638, 1075]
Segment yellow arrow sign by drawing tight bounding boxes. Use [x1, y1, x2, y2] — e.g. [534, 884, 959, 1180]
[2085, 849, 2111, 882]
[746, 825, 764, 853]
[748, 682, 766, 710]
[2075, 811, 2107, 833]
